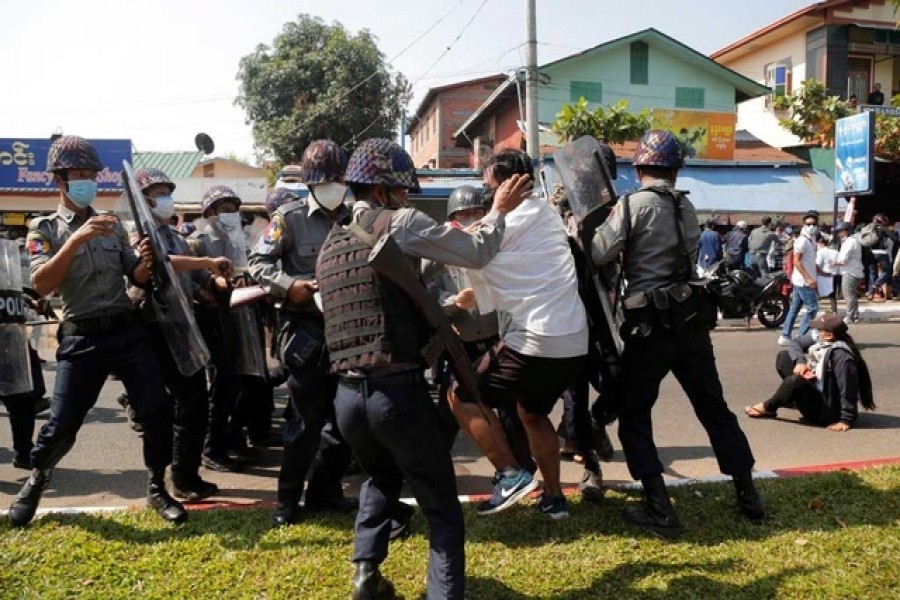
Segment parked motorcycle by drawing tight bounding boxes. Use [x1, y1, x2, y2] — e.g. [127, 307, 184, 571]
[700, 262, 790, 328]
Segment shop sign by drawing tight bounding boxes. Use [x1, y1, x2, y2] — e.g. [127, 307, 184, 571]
[1, 212, 26, 226]
[834, 112, 875, 196]
[651, 109, 736, 161]
[0, 138, 132, 191]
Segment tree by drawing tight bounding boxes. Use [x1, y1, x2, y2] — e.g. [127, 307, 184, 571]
[235, 14, 410, 164]
[773, 79, 850, 147]
[551, 98, 652, 145]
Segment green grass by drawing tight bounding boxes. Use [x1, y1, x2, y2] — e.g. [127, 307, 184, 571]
[2, 467, 899, 599]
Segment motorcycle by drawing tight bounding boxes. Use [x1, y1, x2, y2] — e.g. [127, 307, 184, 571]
[700, 262, 790, 328]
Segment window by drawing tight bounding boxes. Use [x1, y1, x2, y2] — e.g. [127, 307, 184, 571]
[630, 41, 649, 85]
[675, 87, 705, 109]
[570, 80, 602, 103]
[202, 163, 214, 178]
[765, 62, 792, 106]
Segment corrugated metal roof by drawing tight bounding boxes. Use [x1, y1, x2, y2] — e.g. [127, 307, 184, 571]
[133, 151, 204, 178]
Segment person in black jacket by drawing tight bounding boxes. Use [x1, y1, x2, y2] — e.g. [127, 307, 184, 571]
[744, 314, 875, 430]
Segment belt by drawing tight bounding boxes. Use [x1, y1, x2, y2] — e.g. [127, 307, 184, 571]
[337, 369, 424, 390]
[60, 312, 137, 337]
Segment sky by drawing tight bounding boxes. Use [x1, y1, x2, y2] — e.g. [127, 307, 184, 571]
[0, 0, 814, 164]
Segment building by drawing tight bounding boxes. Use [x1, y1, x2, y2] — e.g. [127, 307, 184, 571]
[712, 0, 900, 149]
[407, 74, 507, 169]
[454, 28, 770, 166]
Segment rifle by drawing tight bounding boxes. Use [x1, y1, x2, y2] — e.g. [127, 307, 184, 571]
[360, 229, 492, 421]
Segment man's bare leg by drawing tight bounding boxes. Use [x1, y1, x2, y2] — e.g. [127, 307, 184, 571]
[446, 389, 518, 470]
[518, 405, 562, 497]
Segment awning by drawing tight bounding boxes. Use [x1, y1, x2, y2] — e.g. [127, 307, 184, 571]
[613, 165, 844, 216]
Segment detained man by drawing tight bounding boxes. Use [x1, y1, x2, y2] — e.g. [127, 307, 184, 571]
[447, 149, 588, 519]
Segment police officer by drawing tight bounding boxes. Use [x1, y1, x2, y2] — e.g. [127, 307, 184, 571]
[189, 186, 248, 472]
[8, 136, 186, 527]
[248, 140, 358, 526]
[135, 168, 232, 501]
[591, 130, 765, 539]
[428, 185, 535, 475]
[316, 138, 528, 599]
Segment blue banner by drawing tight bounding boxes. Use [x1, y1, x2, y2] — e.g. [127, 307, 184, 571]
[0, 138, 132, 191]
[834, 112, 875, 196]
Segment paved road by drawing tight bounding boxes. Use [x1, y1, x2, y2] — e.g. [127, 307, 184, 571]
[2, 320, 899, 510]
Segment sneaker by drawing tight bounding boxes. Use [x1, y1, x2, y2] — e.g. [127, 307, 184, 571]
[776, 335, 791, 346]
[536, 492, 570, 519]
[476, 468, 539, 515]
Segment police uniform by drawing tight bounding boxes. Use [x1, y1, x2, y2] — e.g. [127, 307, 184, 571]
[188, 222, 245, 467]
[591, 130, 764, 537]
[14, 205, 180, 522]
[248, 196, 354, 517]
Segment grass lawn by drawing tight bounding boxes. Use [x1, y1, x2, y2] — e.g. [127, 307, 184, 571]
[1, 466, 899, 599]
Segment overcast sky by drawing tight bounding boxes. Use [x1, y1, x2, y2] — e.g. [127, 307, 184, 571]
[0, 0, 812, 163]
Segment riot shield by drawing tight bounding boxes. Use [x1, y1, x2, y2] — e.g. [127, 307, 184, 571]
[552, 137, 624, 424]
[217, 215, 267, 378]
[0, 239, 32, 396]
[118, 161, 211, 377]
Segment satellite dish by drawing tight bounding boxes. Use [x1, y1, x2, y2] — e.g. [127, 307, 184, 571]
[194, 132, 215, 155]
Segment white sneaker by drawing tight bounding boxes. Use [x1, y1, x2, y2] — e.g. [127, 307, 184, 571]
[777, 335, 791, 346]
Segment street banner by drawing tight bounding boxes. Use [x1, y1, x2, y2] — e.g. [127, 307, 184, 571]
[651, 110, 736, 160]
[834, 112, 875, 196]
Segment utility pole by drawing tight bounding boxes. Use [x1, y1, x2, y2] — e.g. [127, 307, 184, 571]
[525, 0, 539, 163]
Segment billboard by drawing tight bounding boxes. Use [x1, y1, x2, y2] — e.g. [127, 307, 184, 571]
[651, 109, 736, 161]
[0, 138, 132, 192]
[834, 112, 875, 196]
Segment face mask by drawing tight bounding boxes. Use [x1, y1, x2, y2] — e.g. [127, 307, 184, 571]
[65, 179, 98, 208]
[310, 183, 348, 211]
[803, 224, 818, 237]
[150, 195, 175, 222]
[214, 212, 242, 233]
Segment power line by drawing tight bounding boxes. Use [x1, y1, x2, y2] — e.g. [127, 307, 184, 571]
[410, 0, 491, 89]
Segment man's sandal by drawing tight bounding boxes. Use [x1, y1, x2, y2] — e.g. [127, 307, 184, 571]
[744, 404, 777, 419]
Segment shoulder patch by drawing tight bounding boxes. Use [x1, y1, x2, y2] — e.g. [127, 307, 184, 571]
[256, 214, 285, 253]
[26, 229, 51, 257]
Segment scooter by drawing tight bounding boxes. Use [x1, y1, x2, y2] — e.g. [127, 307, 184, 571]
[700, 262, 790, 328]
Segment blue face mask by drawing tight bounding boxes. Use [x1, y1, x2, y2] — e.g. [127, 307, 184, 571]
[65, 179, 98, 208]
[150, 195, 175, 221]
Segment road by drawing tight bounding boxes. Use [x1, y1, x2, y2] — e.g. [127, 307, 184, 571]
[2, 320, 899, 510]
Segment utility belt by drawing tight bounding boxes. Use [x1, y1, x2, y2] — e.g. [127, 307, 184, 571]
[622, 281, 716, 339]
[59, 311, 137, 338]
[337, 368, 424, 391]
[276, 311, 326, 372]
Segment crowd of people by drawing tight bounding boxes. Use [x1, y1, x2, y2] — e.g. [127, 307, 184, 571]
[0, 131, 880, 599]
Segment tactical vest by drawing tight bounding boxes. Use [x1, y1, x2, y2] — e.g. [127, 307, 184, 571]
[316, 208, 430, 373]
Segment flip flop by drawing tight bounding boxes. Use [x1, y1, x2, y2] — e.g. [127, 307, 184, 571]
[744, 404, 777, 419]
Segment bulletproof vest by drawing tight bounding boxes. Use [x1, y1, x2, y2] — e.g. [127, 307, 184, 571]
[316, 208, 430, 373]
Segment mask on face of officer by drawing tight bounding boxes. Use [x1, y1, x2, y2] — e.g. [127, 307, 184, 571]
[65, 179, 98, 208]
[310, 182, 348, 211]
[210, 212, 241, 233]
[149, 195, 175, 222]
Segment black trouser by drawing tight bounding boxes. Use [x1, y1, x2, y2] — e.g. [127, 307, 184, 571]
[617, 324, 755, 480]
[762, 351, 835, 426]
[197, 309, 240, 458]
[146, 324, 209, 485]
[277, 315, 351, 502]
[436, 338, 535, 473]
[2, 345, 44, 460]
[31, 324, 173, 472]
[561, 365, 600, 474]
[335, 371, 464, 600]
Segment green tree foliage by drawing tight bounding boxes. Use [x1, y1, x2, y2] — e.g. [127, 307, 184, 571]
[874, 94, 900, 161]
[551, 98, 652, 144]
[236, 14, 411, 164]
[773, 79, 849, 148]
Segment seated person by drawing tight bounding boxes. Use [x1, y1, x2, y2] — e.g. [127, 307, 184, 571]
[745, 314, 875, 431]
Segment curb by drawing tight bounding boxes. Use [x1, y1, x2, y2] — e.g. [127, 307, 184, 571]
[8, 456, 900, 518]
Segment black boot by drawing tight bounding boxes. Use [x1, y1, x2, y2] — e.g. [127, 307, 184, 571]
[351, 561, 396, 600]
[733, 472, 766, 523]
[147, 472, 188, 524]
[271, 492, 301, 527]
[173, 476, 219, 502]
[623, 475, 683, 539]
[8, 468, 51, 527]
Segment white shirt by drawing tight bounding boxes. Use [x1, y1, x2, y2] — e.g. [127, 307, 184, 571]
[467, 196, 588, 358]
[836, 234, 864, 279]
[791, 235, 817, 288]
[815, 246, 839, 297]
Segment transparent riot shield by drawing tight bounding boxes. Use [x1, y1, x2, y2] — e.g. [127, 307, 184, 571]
[219, 215, 267, 378]
[552, 135, 617, 220]
[118, 161, 211, 377]
[0, 239, 32, 395]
